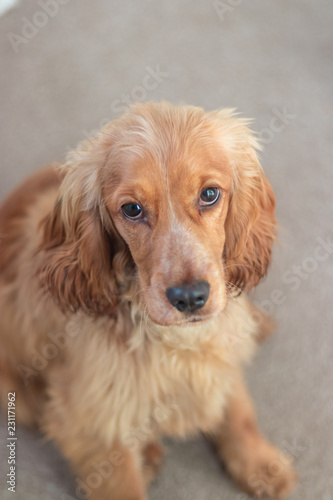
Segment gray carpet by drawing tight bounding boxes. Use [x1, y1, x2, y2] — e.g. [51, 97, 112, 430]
[0, 1, 332, 499]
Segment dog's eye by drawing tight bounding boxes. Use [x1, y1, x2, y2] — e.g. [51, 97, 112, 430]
[121, 203, 143, 220]
[199, 187, 220, 206]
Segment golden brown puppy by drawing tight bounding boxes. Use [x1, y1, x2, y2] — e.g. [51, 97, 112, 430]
[0, 102, 296, 499]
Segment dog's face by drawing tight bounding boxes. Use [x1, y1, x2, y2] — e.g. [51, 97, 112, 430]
[40, 102, 276, 325]
[105, 134, 232, 326]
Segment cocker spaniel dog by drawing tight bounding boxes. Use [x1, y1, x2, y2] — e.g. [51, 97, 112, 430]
[0, 102, 296, 499]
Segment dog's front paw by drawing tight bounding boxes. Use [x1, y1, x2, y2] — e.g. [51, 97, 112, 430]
[226, 439, 296, 498]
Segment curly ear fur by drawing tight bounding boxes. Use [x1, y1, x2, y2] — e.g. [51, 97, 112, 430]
[38, 131, 132, 316]
[216, 110, 277, 291]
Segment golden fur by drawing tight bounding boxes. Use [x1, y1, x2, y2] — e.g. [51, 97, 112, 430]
[0, 102, 295, 499]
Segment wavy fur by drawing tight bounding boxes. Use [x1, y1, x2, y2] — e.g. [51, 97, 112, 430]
[0, 102, 295, 499]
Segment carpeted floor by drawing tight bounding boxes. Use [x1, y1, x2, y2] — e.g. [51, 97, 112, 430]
[0, 1, 332, 499]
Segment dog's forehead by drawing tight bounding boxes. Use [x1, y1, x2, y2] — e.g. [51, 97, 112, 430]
[103, 111, 233, 213]
[112, 132, 232, 192]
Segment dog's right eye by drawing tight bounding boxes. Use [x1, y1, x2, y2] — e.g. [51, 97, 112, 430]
[121, 203, 143, 220]
[199, 187, 221, 207]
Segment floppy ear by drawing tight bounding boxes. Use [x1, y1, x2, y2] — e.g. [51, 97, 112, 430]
[217, 111, 277, 291]
[38, 131, 132, 316]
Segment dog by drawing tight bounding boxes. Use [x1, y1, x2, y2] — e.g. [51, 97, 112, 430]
[0, 102, 296, 499]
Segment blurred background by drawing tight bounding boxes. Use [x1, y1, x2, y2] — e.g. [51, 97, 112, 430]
[0, 1, 332, 499]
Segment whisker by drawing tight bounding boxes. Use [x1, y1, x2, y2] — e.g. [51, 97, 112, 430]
[224, 280, 243, 297]
[130, 282, 164, 302]
[130, 285, 154, 302]
[223, 262, 259, 272]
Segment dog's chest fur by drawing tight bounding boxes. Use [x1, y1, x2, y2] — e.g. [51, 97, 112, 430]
[142, 339, 234, 438]
[72, 333, 233, 445]
[58, 297, 257, 447]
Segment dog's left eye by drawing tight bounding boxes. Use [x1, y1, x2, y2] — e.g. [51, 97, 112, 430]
[121, 203, 143, 220]
[199, 187, 220, 206]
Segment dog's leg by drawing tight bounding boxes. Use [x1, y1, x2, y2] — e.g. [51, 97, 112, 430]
[74, 441, 146, 500]
[213, 373, 296, 498]
[0, 354, 46, 428]
[44, 428, 146, 500]
[142, 441, 164, 486]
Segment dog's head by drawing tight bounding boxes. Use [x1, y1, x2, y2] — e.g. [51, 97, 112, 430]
[40, 102, 276, 326]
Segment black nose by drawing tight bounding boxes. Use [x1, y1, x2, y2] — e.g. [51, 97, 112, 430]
[166, 281, 210, 313]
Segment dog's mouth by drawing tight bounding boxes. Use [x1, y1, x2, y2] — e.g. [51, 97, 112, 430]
[188, 317, 205, 324]
[153, 312, 215, 328]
